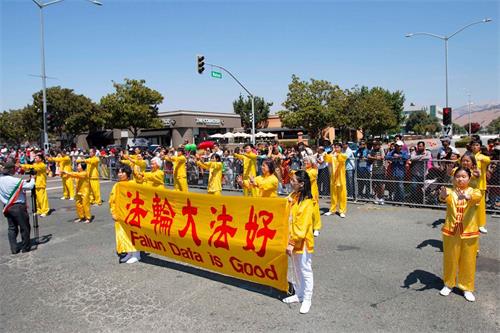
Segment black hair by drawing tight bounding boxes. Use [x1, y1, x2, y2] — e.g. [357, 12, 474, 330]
[212, 154, 221, 162]
[417, 141, 425, 146]
[454, 166, 471, 179]
[78, 162, 87, 171]
[243, 143, 254, 149]
[461, 152, 477, 166]
[118, 164, 132, 178]
[293, 169, 312, 202]
[177, 147, 185, 154]
[262, 159, 275, 175]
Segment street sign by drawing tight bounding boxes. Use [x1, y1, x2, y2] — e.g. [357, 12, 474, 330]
[211, 71, 222, 79]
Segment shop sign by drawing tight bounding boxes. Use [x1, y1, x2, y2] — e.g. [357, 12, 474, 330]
[195, 118, 223, 126]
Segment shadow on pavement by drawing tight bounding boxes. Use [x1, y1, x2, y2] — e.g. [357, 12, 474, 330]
[140, 253, 289, 299]
[431, 219, 445, 229]
[29, 234, 52, 251]
[401, 269, 442, 291]
[416, 239, 443, 252]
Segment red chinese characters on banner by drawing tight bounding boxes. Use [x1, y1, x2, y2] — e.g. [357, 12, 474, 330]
[179, 198, 201, 246]
[243, 205, 276, 257]
[150, 193, 175, 236]
[124, 191, 147, 228]
[208, 204, 237, 250]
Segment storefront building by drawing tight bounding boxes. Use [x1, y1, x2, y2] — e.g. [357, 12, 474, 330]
[139, 110, 242, 147]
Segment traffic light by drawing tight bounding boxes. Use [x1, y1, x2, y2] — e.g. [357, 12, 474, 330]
[46, 111, 55, 132]
[443, 107, 452, 125]
[197, 55, 205, 74]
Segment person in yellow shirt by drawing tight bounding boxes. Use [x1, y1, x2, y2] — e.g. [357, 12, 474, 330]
[234, 143, 257, 197]
[121, 152, 147, 184]
[19, 154, 50, 217]
[471, 140, 491, 234]
[196, 153, 223, 195]
[238, 159, 278, 197]
[304, 156, 322, 236]
[82, 148, 102, 205]
[164, 147, 188, 192]
[62, 162, 91, 224]
[109, 165, 140, 264]
[141, 157, 164, 188]
[48, 150, 75, 200]
[324, 143, 348, 217]
[438, 167, 482, 302]
[282, 169, 315, 314]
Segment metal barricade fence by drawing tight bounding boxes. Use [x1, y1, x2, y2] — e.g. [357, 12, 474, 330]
[98, 154, 499, 214]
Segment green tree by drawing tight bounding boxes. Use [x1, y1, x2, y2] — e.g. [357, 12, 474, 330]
[100, 79, 164, 138]
[232, 95, 272, 129]
[345, 86, 400, 137]
[405, 111, 442, 135]
[32, 86, 109, 145]
[0, 105, 40, 145]
[279, 75, 347, 142]
[487, 117, 500, 133]
[452, 123, 467, 135]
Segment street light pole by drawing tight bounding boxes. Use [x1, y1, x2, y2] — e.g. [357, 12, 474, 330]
[205, 63, 256, 144]
[405, 18, 492, 136]
[31, 0, 102, 154]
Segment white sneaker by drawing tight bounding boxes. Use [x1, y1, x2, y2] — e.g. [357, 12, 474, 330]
[464, 291, 475, 302]
[439, 286, 452, 296]
[60, 196, 67, 200]
[313, 230, 320, 237]
[282, 295, 301, 304]
[126, 257, 138, 264]
[479, 227, 488, 234]
[374, 199, 380, 205]
[299, 300, 312, 314]
[69, 197, 75, 201]
[339, 213, 346, 218]
[39, 214, 47, 217]
[380, 199, 385, 205]
[323, 211, 333, 216]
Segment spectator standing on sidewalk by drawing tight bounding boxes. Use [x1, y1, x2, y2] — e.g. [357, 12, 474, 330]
[355, 140, 371, 199]
[342, 142, 356, 199]
[409, 141, 432, 204]
[386, 141, 409, 203]
[368, 140, 386, 204]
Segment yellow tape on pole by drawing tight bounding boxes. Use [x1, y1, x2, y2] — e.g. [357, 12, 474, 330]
[114, 182, 289, 291]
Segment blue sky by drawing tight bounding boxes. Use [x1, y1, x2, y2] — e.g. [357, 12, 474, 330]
[1, 0, 498, 114]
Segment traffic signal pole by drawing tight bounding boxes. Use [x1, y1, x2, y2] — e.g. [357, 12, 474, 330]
[196, 55, 255, 144]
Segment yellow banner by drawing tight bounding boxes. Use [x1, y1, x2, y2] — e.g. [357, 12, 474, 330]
[114, 182, 289, 291]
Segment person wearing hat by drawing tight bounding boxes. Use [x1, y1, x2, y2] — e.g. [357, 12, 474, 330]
[0, 161, 35, 253]
[48, 150, 75, 200]
[385, 141, 409, 203]
[19, 154, 50, 217]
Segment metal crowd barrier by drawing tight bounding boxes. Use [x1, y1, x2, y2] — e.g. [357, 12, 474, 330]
[97, 155, 499, 214]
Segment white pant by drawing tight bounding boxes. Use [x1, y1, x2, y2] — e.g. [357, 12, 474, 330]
[291, 249, 313, 301]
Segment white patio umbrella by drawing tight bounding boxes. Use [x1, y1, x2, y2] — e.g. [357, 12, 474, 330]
[265, 132, 277, 138]
[255, 131, 267, 138]
[222, 132, 235, 139]
[209, 133, 224, 139]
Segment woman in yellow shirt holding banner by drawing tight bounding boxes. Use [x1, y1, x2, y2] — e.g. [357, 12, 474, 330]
[196, 153, 223, 195]
[304, 156, 322, 237]
[19, 154, 50, 217]
[283, 169, 315, 314]
[438, 167, 482, 302]
[238, 159, 278, 198]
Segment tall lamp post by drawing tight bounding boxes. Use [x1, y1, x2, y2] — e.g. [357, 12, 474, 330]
[32, 0, 102, 154]
[405, 18, 492, 136]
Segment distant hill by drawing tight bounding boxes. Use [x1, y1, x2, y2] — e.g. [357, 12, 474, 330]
[453, 101, 500, 127]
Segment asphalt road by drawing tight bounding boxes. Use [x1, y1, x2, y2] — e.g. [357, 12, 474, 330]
[0, 178, 498, 333]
